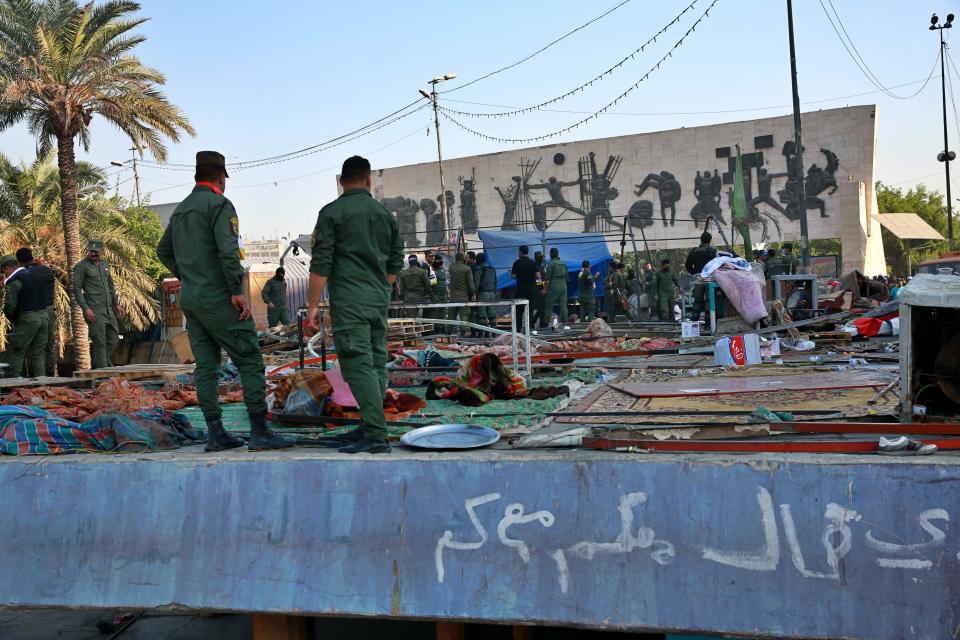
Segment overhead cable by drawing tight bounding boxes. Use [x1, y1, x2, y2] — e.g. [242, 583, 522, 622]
[438, 0, 720, 145]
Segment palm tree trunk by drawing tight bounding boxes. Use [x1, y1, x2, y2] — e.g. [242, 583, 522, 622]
[56, 133, 91, 370]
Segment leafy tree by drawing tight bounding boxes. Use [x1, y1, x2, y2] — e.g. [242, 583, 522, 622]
[0, 151, 160, 358]
[876, 182, 948, 275]
[0, 0, 193, 368]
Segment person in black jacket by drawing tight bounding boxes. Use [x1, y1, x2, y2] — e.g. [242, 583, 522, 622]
[684, 232, 717, 320]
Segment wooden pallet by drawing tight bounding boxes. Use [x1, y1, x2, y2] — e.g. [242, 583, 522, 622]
[387, 318, 434, 339]
[73, 364, 195, 381]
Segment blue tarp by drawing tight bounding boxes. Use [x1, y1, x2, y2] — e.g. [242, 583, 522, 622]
[478, 231, 613, 298]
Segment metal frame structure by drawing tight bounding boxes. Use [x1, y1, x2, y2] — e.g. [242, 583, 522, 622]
[310, 300, 533, 380]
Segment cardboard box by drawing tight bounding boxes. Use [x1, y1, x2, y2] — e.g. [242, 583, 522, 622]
[170, 330, 195, 364]
[714, 333, 761, 366]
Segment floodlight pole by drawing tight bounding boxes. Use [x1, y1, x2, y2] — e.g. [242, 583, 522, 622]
[786, 0, 810, 269]
[420, 73, 458, 249]
[932, 13, 955, 251]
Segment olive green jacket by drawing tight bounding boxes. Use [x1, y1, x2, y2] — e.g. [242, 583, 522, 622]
[157, 184, 245, 310]
[261, 276, 287, 308]
[310, 189, 404, 306]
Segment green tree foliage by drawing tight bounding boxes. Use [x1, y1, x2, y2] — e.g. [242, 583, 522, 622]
[0, 0, 194, 368]
[876, 182, 948, 275]
[0, 151, 160, 355]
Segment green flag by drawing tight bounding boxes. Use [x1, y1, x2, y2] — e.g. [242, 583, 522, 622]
[731, 143, 752, 255]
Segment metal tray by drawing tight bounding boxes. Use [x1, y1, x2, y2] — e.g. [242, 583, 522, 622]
[400, 423, 501, 450]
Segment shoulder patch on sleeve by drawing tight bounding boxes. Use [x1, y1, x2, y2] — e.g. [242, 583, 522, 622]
[230, 217, 240, 237]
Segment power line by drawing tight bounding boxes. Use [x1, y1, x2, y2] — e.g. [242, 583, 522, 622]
[139, 103, 430, 173]
[139, 100, 428, 170]
[438, 0, 721, 145]
[441, 0, 701, 118]
[231, 124, 427, 190]
[441, 0, 634, 95]
[442, 75, 940, 118]
[819, 0, 938, 100]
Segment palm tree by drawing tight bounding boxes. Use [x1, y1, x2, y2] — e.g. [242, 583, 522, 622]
[0, 0, 193, 368]
[0, 151, 161, 359]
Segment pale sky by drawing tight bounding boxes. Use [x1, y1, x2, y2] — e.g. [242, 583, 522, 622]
[0, 0, 956, 239]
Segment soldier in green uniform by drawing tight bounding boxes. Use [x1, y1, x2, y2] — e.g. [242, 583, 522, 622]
[577, 260, 599, 322]
[428, 253, 449, 332]
[73, 239, 124, 370]
[474, 252, 498, 334]
[307, 155, 404, 454]
[543, 247, 569, 324]
[261, 267, 289, 327]
[656, 258, 683, 322]
[779, 242, 799, 275]
[157, 151, 291, 452]
[605, 262, 628, 323]
[641, 261, 656, 321]
[2, 254, 49, 377]
[448, 252, 477, 337]
[533, 250, 546, 329]
[399, 255, 431, 318]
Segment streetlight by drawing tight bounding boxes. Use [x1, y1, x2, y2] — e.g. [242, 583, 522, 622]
[110, 147, 142, 206]
[420, 73, 457, 248]
[931, 12, 955, 251]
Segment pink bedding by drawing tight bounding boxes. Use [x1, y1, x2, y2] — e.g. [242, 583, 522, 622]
[711, 266, 768, 324]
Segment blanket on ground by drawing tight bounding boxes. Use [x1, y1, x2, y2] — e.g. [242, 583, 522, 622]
[0, 405, 202, 455]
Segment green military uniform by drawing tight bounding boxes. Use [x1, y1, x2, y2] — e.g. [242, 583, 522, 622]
[310, 188, 404, 440]
[428, 261, 449, 328]
[72, 243, 119, 370]
[261, 275, 289, 326]
[475, 262, 498, 331]
[641, 269, 656, 321]
[533, 253, 546, 328]
[578, 268, 597, 322]
[777, 251, 798, 275]
[656, 268, 682, 322]
[606, 269, 627, 322]
[448, 256, 476, 336]
[399, 262, 431, 318]
[543, 257, 569, 323]
[2, 261, 49, 377]
[156, 183, 267, 420]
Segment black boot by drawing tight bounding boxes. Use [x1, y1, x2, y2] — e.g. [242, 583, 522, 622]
[204, 415, 244, 452]
[339, 435, 391, 454]
[248, 412, 293, 451]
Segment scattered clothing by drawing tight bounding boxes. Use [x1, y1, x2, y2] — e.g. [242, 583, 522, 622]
[426, 353, 568, 406]
[711, 265, 768, 324]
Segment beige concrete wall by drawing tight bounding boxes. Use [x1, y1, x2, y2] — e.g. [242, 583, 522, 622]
[367, 105, 884, 272]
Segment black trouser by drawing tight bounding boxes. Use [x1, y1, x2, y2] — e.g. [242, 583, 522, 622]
[691, 283, 708, 318]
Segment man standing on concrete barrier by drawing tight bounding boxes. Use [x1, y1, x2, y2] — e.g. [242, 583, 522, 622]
[158, 151, 291, 452]
[73, 239, 123, 369]
[307, 155, 404, 454]
[261, 267, 289, 327]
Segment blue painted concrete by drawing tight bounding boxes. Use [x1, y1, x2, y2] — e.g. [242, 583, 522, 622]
[1, 450, 958, 639]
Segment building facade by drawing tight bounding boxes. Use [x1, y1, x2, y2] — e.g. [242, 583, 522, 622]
[365, 105, 884, 274]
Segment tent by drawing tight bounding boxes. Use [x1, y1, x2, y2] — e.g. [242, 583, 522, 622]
[478, 230, 614, 298]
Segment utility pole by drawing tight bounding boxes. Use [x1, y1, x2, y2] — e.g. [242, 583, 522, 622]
[932, 13, 955, 251]
[786, 0, 810, 269]
[420, 73, 457, 248]
[130, 147, 141, 207]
